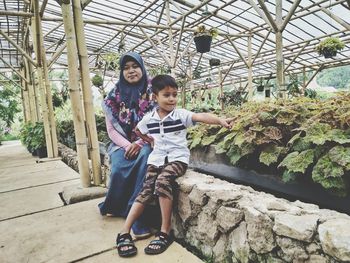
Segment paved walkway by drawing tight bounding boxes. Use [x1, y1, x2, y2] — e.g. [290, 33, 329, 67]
[0, 141, 203, 263]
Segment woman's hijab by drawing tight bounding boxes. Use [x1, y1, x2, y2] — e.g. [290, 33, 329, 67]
[103, 52, 153, 142]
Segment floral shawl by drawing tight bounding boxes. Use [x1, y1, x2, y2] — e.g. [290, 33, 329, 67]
[103, 52, 154, 152]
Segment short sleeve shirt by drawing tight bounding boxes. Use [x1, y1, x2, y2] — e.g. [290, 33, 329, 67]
[137, 108, 195, 166]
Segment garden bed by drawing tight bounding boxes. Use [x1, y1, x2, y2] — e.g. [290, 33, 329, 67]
[190, 145, 350, 215]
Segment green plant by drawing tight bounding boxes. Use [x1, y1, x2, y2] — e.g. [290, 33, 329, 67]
[19, 122, 46, 152]
[91, 74, 104, 87]
[188, 92, 350, 196]
[316, 37, 345, 58]
[102, 52, 120, 71]
[194, 25, 219, 38]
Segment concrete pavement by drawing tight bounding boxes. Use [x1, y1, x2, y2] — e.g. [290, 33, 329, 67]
[0, 141, 203, 263]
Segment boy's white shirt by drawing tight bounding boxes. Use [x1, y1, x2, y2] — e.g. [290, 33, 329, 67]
[137, 108, 195, 166]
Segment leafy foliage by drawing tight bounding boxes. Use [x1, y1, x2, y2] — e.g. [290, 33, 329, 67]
[19, 122, 46, 152]
[317, 65, 350, 89]
[188, 92, 350, 196]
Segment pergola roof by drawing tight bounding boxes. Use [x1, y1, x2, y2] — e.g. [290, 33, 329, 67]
[1, 0, 350, 85]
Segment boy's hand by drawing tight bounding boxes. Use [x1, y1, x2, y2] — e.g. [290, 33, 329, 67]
[219, 118, 234, 129]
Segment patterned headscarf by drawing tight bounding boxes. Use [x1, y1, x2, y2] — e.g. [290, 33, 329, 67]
[103, 52, 154, 142]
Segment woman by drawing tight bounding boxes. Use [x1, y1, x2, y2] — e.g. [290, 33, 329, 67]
[99, 52, 155, 239]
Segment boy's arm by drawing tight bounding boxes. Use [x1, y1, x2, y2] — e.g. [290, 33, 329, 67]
[135, 127, 154, 146]
[192, 113, 233, 128]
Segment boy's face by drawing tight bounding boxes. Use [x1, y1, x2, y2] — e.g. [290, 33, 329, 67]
[155, 86, 178, 114]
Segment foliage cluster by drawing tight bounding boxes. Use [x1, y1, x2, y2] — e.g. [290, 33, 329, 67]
[316, 37, 345, 56]
[19, 122, 46, 152]
[317, 65, 350, 89]
[188, 92, 350, 196]
[194, 25, 219, 38]
[56, 114, 109, 150]
[0, 79, 21, 127]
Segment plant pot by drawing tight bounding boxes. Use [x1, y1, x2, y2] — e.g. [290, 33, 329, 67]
[257, 85, 264, 92]
[36, 147, 47, 158]
[194, 35, 212, 53]
[323, 49, 337, 58]
[265, 89, 271, 98]
[209, 58, 220, 67]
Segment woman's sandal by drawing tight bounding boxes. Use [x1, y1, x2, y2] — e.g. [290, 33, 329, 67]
[116, 233, 137, 257]
[144, 231, 174, 255]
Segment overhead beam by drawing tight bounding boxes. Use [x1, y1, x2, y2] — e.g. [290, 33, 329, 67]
[0, 57, 29, 83]
[321, 7, 350, 31]
[0, 29, 37, 67]
[0, 11, 33, 17]
[280, 0, 302, 32]
[284, 41, 309, 72]
[257, 0, 279, 32]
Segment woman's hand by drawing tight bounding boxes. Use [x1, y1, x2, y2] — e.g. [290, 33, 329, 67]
[124, 142, 141, 160]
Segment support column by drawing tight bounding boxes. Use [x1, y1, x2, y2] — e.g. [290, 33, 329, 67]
[31, 19, 54, 157]
[21, 67, 31, 123]
[24, 57, 39, 122]
[247, 33, 253, 99]
[61, 0, 91, 187]
[275, 0, 285, 98]
[219, 65, 224, 110]
[72, 0, 101, 185]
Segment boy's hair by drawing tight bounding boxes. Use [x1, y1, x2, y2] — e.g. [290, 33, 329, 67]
[151, 74, 178, 94]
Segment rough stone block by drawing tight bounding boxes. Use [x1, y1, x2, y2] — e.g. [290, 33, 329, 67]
[61, 184, 107, 204]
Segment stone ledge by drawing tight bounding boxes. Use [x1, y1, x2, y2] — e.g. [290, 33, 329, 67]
[61, 183, 107, 205]
[173, 170, 350, 263]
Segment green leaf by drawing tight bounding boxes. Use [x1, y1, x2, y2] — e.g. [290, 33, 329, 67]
[240, 143, 255, 156]
[304, 122, 332, 145]
[215, 140, 226, 154]
[291, 138, 312, 152]
[328, 129, 350, 144]
[328, 146, 350, 170]
[263, 126, 282, 140]
[287, 131, 302, 146]
[259, 145, 286, 166]
[278, 150, 314, 173]
[189, 136, 201, 149]
[282, 170, 297, 183]
[312, 154, 346, 196]
[233, 132, 246, 147]
[227, 145, 242, 165]
[201, 135, 217, 146]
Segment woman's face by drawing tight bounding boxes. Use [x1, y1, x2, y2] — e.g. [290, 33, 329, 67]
[122, 60, 143, 84]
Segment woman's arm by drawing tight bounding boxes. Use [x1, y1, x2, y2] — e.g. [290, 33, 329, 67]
[192, 113, 233, 128]
[135, 127, 154, 147]
[105, 117, 131, 149]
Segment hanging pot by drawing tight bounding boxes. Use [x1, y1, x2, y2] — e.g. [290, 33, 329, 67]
[194, 35, 212, 53]
[265, 89, 271, 98]
[257, 85, 264, 92]
[323, 49, 337, 58]
[209, 58, 221, 67]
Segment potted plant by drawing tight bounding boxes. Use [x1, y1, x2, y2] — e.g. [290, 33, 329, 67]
[316, 37, 345, 58]
[194, 25, 219, 53]
[209, 58, 220, 67]
[253, 77, 265, 92]
[31, 122, 47, 158]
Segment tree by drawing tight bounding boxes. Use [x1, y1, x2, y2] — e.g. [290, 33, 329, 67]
[0, 75, 21, 127]
[316, 66, 350, 89]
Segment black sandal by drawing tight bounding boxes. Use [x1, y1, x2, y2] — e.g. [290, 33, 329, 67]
[144, 231, 174, 255]
[116, 233, 137, 257]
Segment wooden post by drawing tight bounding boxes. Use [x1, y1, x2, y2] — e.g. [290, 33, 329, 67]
[21, 67, 31, 123]
[247, 33, 253, 99]
[219, 65, 224, 110]
[61, 0, 91, 187]
[275, 0, 285, 98]
[72, 0, 101, 185]
[33, 0, 59, 157]
[31, 4, 54, 157]
[24, 57, 38, 122]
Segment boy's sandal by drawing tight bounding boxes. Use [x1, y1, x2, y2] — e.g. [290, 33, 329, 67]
[144, 231, 174, 255]
[116, 233, 137, 257]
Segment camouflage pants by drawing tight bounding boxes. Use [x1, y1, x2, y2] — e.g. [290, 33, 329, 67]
[135, 161, 187, 205]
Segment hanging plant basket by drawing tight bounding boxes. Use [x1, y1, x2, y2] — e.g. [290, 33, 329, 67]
[265, 89, 271, 98]
[209, 58, 220, 67]
[257, 85, 264, 92]
[322, 49, 337, 58]
[194, 35, 212, 53]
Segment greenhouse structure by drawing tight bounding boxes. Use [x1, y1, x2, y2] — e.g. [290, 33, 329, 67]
[0, 0, 350, 262]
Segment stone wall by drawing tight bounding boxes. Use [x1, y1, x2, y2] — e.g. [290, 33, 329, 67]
[58, 143, 350, 262]
[173, 170, 350, 263]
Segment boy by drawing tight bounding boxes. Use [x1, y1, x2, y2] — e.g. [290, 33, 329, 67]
[116, 74, 233, 257]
